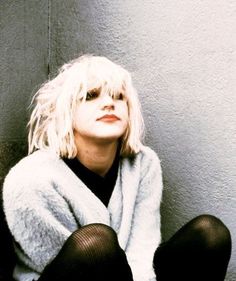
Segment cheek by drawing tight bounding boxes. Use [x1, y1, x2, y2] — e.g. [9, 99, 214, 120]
[120, 102, 129, 117]
[124, 107, 129, 123]
[73, 108, 85, 130]
[73, 104, 92, 122]
[121, 107, 129, 130]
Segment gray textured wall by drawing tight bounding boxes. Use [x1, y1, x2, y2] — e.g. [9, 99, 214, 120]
[1, 1, 236, 280]
[0, 1, 49, 184]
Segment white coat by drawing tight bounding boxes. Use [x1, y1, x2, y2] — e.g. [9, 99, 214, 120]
[3, 145, 163, 281]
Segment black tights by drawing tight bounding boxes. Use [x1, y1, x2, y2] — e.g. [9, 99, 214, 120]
[38, 224, 133, 281]
[153, 215, 232, 281]
[38, 215, 231, 281]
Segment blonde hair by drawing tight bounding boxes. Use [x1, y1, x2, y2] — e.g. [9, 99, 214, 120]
[28, 55, 144, 158]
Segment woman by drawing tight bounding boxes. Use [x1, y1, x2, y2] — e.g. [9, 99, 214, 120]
[3, 55, 231, 281]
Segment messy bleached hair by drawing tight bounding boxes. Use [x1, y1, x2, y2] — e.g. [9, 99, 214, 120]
[28, 54, 144, 158]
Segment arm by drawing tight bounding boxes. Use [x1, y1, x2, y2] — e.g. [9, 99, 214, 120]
[126, 149, 163, 281]
[3, 169, 74, 274]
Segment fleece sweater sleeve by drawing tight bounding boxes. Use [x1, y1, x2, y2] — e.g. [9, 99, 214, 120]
[125, 149, 163, 281]
[3, 167, 74, 274]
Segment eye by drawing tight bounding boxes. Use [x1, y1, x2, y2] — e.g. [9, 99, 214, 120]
[115, 92, 125, 100]
[86, 90, 99, 101]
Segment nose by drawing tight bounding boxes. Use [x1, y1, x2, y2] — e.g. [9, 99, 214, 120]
[101, 94, 115, 110]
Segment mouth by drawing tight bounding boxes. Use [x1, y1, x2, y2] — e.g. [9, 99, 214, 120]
[97, 114, 120, 122]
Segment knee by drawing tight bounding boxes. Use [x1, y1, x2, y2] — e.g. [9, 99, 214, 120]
[67, 224, 121, 259]
[191, 214, 231, 252]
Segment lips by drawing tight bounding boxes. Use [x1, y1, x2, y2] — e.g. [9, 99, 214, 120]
[97, 114, 120, 122]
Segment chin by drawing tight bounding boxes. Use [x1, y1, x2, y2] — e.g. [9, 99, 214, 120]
[93, 127, 126, 140]
[93, 131, 124, 142]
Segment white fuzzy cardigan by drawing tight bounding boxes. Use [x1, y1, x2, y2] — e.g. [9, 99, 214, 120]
[3, 145, 163, 281]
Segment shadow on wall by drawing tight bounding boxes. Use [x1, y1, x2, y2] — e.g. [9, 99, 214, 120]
[0, 141, 27, 188]
[0, 140, 27, 279]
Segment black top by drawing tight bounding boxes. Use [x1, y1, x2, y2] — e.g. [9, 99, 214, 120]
[63, 153, 120, 207]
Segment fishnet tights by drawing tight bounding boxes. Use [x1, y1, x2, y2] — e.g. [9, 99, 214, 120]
[38, 224, 133, 281]
[37, 215, 231, 281]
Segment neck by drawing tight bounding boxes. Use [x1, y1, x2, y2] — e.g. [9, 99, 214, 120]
[74, 133, 119, 177]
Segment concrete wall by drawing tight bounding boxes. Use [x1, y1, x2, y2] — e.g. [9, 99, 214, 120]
[1, 1, 236, 279]
[0, 1, 49, 184]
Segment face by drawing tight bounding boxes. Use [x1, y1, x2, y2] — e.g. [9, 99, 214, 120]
[73, 87, 129, 144]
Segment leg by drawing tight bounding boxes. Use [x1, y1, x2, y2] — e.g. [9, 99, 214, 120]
[153, 215, 232, 281]
[38, 223, 133, 281]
